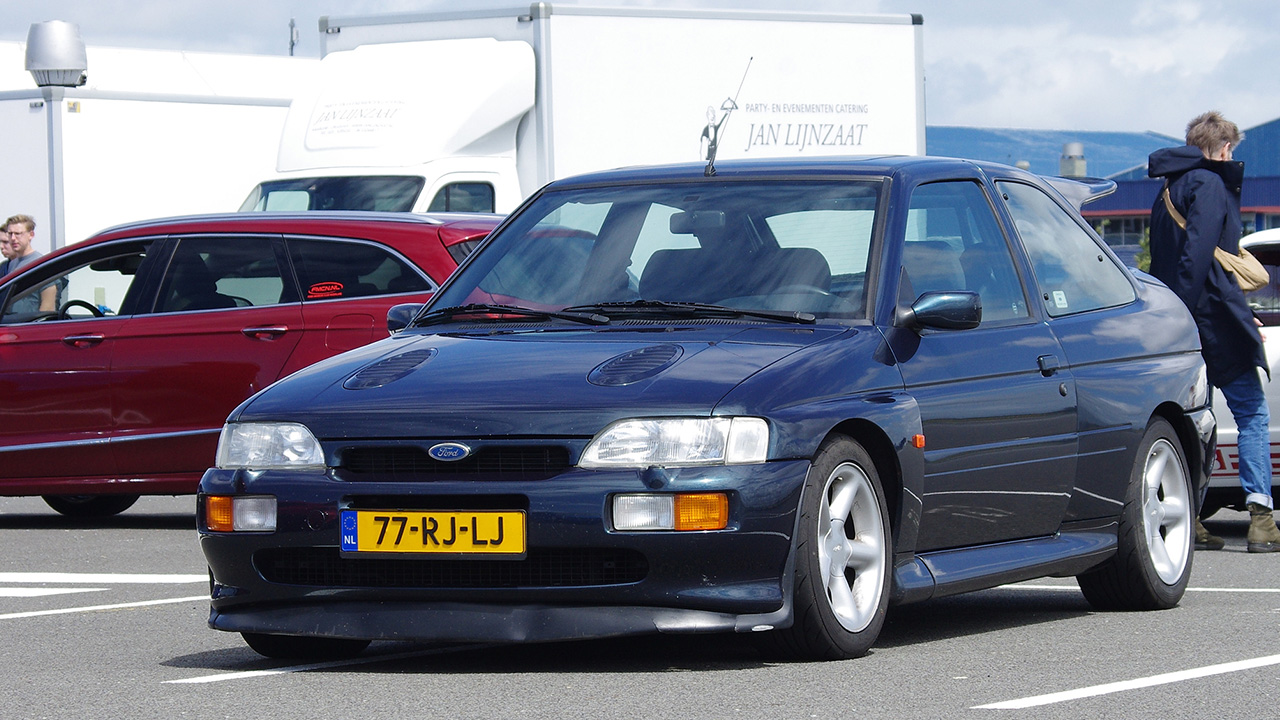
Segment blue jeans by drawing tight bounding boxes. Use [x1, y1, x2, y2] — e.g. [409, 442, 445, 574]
[1218, 370, 1274, 509]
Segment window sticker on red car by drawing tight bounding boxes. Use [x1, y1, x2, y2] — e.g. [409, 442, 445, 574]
[308, 281, 344, 299]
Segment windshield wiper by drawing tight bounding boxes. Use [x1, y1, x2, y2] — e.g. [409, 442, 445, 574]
[563, 300, 815, 325]
[412, 303, 609, 328]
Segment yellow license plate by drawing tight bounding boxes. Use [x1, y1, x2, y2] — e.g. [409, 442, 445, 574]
[340, 510, 526, 555]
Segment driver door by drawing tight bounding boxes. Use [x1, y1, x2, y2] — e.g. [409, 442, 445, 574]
[0, 239, 155, 486]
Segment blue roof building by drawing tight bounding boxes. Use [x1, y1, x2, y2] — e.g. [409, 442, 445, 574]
[927, 126, 1178, 179]
[928, 118, 1280, 260]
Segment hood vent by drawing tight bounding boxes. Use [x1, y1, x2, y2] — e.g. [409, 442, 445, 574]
[588, 344, 683, 386]
[344, 348, 437, 390]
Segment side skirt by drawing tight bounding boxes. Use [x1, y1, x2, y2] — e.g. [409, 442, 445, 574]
[891, 520, 1118, 604]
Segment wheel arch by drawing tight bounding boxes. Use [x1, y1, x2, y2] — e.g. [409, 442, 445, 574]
[823, 419, 904, 545]
[1152, 400, 1210, 504]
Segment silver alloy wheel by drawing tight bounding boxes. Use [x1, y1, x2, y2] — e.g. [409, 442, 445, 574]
[817, 461, 887, 633]
[1141, 437, 1192, 584]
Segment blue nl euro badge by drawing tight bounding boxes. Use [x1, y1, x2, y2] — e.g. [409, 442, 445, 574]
[340, 511, 358, 551]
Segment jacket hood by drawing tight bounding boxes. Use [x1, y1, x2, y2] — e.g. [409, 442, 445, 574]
[234, 324, 848, 439]
[1148, 145, 1244, 191]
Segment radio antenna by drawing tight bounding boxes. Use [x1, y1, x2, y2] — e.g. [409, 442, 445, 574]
[702, 57, 753, 177]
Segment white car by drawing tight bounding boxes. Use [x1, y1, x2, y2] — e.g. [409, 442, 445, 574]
[1203, 228, 1280, 517]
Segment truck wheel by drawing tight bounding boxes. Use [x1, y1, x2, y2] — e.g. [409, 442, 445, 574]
[1077, 418, 1193, 610]
[42, 494, 139, 517]
[774, 436, 891, 659]
[241, 632, 371, 660]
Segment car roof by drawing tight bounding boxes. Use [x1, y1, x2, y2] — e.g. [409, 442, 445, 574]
[87, 211, 503, 243]
[541, 155, 1104, 205]
[1243, 227, 1280, 248]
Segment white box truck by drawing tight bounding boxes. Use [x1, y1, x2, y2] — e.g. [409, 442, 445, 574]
[0, 22, 317, 250]
[241, 3, 926, 215]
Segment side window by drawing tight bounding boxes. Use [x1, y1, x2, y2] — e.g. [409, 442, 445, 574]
[427, 182, 496, 213]
[998, 181, 1135, 317]
[1, 243, 149, 323]
[903, 181, 1030, 322]
[289, 238, 433, 300]
[154, 237, 287, 313]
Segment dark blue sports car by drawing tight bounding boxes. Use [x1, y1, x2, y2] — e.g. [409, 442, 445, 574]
[198, 156, 1214, 661]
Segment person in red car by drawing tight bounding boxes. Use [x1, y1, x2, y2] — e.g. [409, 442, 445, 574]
[2, 215, 57, 313]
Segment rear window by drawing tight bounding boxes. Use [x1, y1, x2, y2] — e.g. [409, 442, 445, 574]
[241, 176, 425, 212]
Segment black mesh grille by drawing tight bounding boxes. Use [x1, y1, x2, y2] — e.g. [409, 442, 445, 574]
[340, 446, 571, 481]
[256, 546, 648, 588]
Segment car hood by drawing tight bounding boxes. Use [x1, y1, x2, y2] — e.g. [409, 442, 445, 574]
[235, 324, 851, 438]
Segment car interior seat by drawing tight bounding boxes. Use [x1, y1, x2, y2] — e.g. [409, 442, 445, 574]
[162, 256, 238, 312]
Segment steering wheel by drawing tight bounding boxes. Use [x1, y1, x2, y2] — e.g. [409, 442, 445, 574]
[58, 299, 105, 319]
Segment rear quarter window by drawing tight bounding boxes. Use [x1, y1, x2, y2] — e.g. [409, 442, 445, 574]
[289, 238, 433, 301]
[998, 180, 1135, 317]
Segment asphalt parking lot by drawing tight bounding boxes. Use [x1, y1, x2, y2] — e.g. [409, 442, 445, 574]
[1, 494, 1277, 720]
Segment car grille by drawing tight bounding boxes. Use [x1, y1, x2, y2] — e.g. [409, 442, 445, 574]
[255, 546, 648, 588]
[339, 446, 572, 481]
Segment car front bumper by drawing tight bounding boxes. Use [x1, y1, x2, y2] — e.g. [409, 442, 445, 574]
[198, 459, 811, 643]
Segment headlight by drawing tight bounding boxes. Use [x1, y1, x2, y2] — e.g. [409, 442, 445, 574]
[579, 417, 768, 468]
[215, 422, 325, 470]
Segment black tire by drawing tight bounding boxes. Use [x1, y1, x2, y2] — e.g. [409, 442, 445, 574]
[241, 632, 371, 660]
[1077, 418, 1193, 610]
[771, 436, 892, 660]
[42, 494, 140, 517]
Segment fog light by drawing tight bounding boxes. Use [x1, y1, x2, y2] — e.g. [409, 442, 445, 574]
[204, 495, 277, 532]
[613, 494, 673, 530]
[612, 493, 728, 531]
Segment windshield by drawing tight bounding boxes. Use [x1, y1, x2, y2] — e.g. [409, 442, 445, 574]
[431, 180, 880, 320]
[239, 176, 425, 212]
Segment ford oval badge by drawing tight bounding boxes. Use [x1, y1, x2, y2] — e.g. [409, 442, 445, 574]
[428, 442, 472, 462]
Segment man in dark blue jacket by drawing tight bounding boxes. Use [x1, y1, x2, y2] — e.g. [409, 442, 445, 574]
[1149, 111, 1279, 553]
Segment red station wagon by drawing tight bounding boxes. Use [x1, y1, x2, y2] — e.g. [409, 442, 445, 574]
[0, 211, 499, 516]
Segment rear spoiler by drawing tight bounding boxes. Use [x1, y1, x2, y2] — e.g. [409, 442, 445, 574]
[1044, 176, 1116, 210]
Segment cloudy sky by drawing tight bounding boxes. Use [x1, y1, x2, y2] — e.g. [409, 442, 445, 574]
[0, 0, 1273, 138]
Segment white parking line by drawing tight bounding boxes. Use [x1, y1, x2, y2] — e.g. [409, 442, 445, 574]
[166, 645, 493, 684]
[0, 595, 207, 620]
[0, 588, 106, 597]
[0, 572, 206, 584]
[974, 654, 1280, 709]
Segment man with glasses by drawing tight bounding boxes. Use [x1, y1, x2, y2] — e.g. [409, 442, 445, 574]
[1, 215, 57, 314]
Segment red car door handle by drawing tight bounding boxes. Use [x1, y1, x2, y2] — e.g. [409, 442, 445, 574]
[62, 333, 105, 348]
[242, 325, 290, 340]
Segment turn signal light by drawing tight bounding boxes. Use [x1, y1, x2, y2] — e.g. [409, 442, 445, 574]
[674, 493, 730, 531]
[205, 496, 234, 532]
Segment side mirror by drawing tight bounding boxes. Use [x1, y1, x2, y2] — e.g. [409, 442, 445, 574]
[894, 291, 982, 331]
[386, 303, 425, 333]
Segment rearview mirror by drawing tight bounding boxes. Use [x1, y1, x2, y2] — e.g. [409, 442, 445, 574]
[669, 211, 726, 234]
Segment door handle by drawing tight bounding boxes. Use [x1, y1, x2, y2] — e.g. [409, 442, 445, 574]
[241, 325, 290, 340]
[1037, 354, 1060, 376]
[62, 333, 105, 348]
